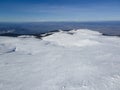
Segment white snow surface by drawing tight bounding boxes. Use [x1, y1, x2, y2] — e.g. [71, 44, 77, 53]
[0, 29, 120, 90]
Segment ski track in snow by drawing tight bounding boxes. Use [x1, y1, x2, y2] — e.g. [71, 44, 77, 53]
[0, 29, 120, 90]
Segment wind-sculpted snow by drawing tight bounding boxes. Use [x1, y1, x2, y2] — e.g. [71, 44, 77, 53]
[43, 29, 102, 47]
[0, 44, 16, 55]
[0, 29, 120, 90]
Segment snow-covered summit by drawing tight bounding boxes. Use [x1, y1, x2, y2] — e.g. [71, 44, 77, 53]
[0, 29, 120, 90]
[43, 29, 102, 47]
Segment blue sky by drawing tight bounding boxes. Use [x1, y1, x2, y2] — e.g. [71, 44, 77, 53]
[0, 0, 120, 22]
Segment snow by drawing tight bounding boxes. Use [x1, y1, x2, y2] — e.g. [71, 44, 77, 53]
[0, 29, 120, 90]
[43, 29, 101, 47]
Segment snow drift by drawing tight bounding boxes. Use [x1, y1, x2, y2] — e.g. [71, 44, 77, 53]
[0, 29, 120, 90]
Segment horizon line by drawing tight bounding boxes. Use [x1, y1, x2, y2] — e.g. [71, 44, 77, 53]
[0, 20, 120, 23]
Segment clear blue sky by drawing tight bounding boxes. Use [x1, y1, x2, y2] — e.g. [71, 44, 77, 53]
[0, 0, 120, 22]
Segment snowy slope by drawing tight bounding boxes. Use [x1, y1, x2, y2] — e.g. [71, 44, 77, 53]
[0, 29, 120, 90]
